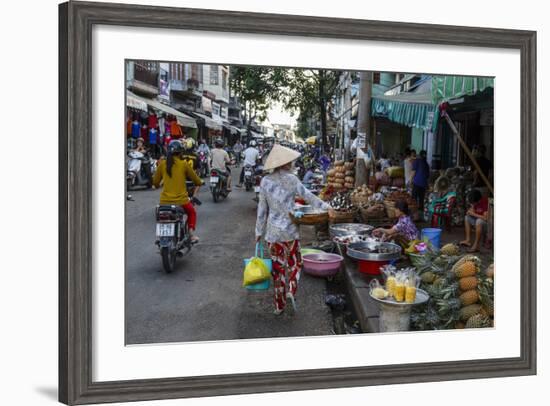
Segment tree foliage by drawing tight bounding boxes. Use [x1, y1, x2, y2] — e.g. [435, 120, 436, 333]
[229, 66, 285, 126]
[278, 69, 340, 151]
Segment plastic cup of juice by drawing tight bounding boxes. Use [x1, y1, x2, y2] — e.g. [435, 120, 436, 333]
[394, 283, 405, 302]
[405, 286, 417, 303]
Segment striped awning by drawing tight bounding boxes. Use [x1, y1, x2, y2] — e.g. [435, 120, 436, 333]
[193, 112, 222, 131]
[126, 90, 148, 112]
[127, 91, 197, 128]
[432, 76, 494, 105]
[372, 91, 435, 130]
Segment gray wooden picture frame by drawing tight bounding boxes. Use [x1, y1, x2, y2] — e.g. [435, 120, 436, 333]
[59, 1, 537, 404]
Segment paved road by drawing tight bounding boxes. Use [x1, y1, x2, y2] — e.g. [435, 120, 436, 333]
[125, 168, 333, 344]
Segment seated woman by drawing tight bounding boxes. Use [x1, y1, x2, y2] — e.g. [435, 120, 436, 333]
[427, 175, 456, 228]
[373, 200, 419, 246]
[460, 189, 489, 252]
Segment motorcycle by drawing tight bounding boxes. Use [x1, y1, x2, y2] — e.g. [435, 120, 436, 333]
[253, 162, 264, 203]
[243, 164, 255, 191]
[155, 183, 201, 273]
[127, 150, 155, 190]
[197, 151, 209, 178]
[210, 168, 230, 203]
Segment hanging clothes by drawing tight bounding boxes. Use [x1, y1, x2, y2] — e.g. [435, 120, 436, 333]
[148, 113, 158, 130]
[131, 120, 141, 139]
[170, 119, 183, 139]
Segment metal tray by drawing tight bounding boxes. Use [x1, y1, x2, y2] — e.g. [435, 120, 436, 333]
[369, 288, 430, 307]
[329, 223, 374, 238]
[346, 241, 402, 261]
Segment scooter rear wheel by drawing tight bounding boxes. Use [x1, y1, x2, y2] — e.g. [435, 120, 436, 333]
[161, 247, 176, 273]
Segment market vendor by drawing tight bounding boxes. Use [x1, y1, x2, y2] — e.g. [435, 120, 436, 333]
[373, 200, 419, 246]
[255, 144, 331, 315]
[427, 176, 457, 227]
[460, 189, 489, 252]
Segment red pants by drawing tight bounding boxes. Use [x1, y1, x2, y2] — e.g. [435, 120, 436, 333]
[181, 202, 197, 230]
[268, 240, 303, 312]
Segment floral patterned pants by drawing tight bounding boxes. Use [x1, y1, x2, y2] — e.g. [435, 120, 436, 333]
[268, 240, 303, 312]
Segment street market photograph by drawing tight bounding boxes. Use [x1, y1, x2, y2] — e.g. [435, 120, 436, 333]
[125, 60, 495, 345]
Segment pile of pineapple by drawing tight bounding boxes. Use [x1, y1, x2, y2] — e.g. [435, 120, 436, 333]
[410, 243, 494, 331]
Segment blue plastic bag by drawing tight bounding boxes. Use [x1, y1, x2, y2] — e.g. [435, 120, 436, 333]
[243, 242, 273, 290]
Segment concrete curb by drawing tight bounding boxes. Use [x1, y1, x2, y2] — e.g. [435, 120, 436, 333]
[343, 259, 381, 333]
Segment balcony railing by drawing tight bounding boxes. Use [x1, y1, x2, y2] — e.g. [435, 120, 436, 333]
[134, 63, 159, 88]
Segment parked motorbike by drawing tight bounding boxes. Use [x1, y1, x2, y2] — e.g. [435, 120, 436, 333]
[127, 150, 155, 190]
[155, 182, 201, 273]
[198, 151, 209, 178]
[210, 168, 230, 203]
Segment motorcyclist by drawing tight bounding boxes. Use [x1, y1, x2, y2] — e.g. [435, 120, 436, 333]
[129, 137, 152, 183]
[133, 137, 147, 154]
[237, 140, 260, 188]
[232, 140, 244, 165]
[181, 138, 199, 174]
[210, 138, 233, 191]
[197, 139, 210, 157]
[153, 140, 204, 243]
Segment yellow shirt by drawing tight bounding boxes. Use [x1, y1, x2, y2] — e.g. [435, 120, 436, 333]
[153, 156, 203, 205]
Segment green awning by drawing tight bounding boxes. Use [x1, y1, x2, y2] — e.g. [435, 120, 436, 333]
[431, 76, 494, 105]
[371, 91, 435, 130]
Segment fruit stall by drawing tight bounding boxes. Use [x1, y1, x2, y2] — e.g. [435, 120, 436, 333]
[293, 156, 494, 333]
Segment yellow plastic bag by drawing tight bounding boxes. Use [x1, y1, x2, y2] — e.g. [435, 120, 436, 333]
[242, 257, 271, 287]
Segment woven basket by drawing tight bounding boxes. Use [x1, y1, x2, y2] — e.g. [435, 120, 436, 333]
[328, 208, 357, 224]
[360, 206, 386, 221]
[350, 194, 370, 208]
[290, 211, 329, 225]
[384, 200, 397, 218]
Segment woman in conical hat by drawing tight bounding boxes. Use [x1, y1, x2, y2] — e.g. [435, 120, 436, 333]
[256, 144, 331, 315]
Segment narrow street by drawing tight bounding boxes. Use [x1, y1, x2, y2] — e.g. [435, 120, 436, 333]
[125, 169, 333, 345]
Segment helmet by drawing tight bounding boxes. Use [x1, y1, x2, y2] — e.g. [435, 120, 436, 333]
[184, 138, 196, 151]
[249, 140, 257, 147]
[214, 138, 225, 148]
[168, 140, 184, 154]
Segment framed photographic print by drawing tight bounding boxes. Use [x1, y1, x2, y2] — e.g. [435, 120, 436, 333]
[59, 1, 536, 404]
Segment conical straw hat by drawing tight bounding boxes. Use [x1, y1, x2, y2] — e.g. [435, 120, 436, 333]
[263, 144, 301, 171]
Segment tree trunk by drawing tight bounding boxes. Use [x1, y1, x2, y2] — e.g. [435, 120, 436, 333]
[355, 71, 373, 187]
[319, 70, 328, 153]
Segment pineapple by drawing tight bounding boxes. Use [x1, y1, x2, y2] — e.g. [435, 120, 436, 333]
[459, 304, 482, 321]
[486, 263, 494, 279]
[441, 243, 459, 256]
[421, 271, 436, 284]
[455, 321, 466, 329]
[459, 289, 479, 306]
[459, 276, 478, 291]
[478, 278, 495, 317]
[452, 255, 481, 278]
[437, 298, 462, 314]
[465, 314, 492, 329]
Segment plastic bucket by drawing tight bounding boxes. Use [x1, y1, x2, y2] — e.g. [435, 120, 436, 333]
[358, 259, 390, 276]
[421, 228, 442, 248]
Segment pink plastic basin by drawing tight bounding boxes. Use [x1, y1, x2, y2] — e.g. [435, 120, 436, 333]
[303, 253, 344, 277]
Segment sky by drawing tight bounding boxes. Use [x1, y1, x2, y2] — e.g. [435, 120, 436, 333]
[265, 101, 297, 128]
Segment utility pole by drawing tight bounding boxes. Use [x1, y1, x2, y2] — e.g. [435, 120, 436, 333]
[355, 71, 373, 187]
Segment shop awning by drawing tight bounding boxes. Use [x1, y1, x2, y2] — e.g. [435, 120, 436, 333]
[306, 136, 317, 145]
[251, 131, 264, 139]
[222, 123, 241, 135]
[193, 112, 223, 131]
[372, 91, 435, 130]
[128, 91, 197, 128]
[431, 76, 494, 105]
[126, 91, 148, 112]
